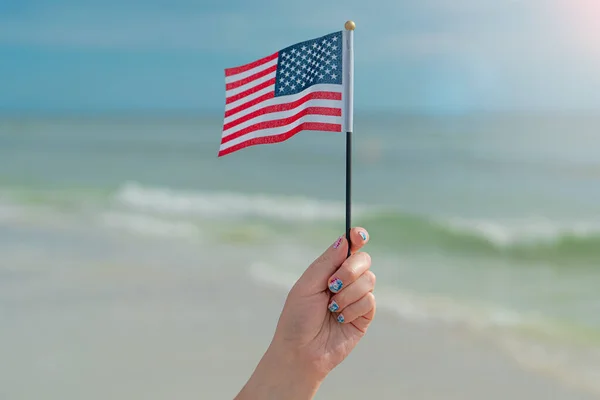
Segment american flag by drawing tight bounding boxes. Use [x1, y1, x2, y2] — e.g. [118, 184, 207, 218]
[219, 31, 348, 157]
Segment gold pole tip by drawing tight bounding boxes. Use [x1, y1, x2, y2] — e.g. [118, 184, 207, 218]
[344, 20, 356, 31]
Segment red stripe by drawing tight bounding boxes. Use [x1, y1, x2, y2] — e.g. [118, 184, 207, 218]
[226, 64, 278, 90]
[224, 92, 275, 119]
[221, 107, 341, 145]
[225, 78, 275, 105]
[218, 123, 341, 157]
[223, 91, 342, 131]
[225, 52, 279, 77]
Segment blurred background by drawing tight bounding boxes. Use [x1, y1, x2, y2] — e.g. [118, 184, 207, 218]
[1, 0, 600, 399]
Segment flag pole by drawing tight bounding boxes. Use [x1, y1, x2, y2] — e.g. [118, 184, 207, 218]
[343, 20, 355, 257]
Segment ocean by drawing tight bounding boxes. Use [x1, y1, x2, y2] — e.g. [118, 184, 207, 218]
[1, 113, 600, 391]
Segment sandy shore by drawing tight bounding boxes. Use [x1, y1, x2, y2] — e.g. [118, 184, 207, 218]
[0, 223, 597, 400]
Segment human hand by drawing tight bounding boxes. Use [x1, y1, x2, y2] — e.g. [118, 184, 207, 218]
[235, 228, 375, 400]
[272, 227, 375, 375]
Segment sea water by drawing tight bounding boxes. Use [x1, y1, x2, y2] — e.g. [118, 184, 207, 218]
[1, 113, 600, 388]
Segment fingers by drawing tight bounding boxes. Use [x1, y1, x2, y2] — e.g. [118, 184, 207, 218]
[347, 303, 376, 333]
[327, 270, 376, 313]
[327, 252, 371, 294]
[296, 227, 370, 294]
[348, 228, 369, 254]
[334, 292, 376, 327]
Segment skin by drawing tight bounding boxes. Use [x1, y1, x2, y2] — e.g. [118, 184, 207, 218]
[235, 227, 376, 400]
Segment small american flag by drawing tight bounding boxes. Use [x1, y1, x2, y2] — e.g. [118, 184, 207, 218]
[219, 31, 350, 157]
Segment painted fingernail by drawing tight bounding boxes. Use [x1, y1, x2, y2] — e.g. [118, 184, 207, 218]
[337, 314, 345, 323]
[359, 231, 367, 241]
[329, 277, 343, 293]
[333, 236, 343, 249]
[328, 299, 339, 312]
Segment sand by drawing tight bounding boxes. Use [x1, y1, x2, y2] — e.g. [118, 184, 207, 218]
[0, 222, 597, 400]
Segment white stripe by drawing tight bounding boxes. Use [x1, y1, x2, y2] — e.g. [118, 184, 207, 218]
[225, 71, 276, 98]
[222, 98, 342, 137]
[220, 114, 341, 151]
[225, 85, 275, 111]
[225, 57, 279, 84]
[342, 29, 354, 132]
[224, 83, 342, 122]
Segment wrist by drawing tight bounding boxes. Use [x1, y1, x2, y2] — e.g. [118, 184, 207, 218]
[235, 343, 324, 400]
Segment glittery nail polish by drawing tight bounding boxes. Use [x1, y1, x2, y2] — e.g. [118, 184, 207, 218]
[329, 277, 343, 293]
[333, 236, 343, 249]
[337, 314, 345, 323]
[328, 300, 339, 312]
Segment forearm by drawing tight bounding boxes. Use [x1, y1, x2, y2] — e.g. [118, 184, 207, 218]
[234, 345, 323, 400]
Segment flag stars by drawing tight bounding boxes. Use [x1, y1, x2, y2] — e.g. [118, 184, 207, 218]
[275, 31, 342, 96]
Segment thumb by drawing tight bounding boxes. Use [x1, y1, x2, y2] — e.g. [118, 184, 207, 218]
[295, 227, 370, 295]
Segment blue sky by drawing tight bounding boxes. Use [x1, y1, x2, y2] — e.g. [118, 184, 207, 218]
[1, 0, 599, 114]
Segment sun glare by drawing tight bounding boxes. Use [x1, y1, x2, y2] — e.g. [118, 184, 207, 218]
[558, 0, 600, 54]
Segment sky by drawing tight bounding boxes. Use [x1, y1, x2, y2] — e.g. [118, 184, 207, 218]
[0, 0, 599, 114]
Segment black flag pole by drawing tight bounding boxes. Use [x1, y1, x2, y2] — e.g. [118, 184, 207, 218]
[345, 130, 352, 257]
[343, 20, 355, 257]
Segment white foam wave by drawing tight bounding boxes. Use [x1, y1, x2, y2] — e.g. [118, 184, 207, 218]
[445, 215, 600, 247]
[99, 211, 202, 239]
[112, 182, 349, 222]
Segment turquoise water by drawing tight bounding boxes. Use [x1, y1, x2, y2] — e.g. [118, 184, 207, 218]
[1, 114, 600, 355]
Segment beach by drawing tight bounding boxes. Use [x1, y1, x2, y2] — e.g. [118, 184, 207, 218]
[1, 114, 600, 399]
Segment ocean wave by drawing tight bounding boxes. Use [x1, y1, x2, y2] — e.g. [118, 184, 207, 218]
[112, 181, 349, 222]
[360, 212, 600, 263]
[2, 182, 600, 261]
[99, 211, 202, 239]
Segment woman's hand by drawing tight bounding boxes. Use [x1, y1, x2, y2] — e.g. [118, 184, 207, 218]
[235, 227, 376, 399]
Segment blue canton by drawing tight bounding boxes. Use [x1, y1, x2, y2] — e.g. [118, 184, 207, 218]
[274, 31, 343, 97]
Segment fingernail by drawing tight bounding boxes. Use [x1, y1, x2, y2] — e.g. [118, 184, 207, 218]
[329, 277, 343, 293]
[333, 236, 343, 249]
[359, 231, 367, 241]
[328, 299, 339, 312]
[337, 314, 345, 323]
